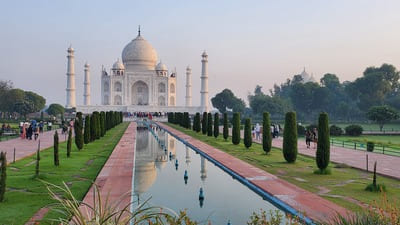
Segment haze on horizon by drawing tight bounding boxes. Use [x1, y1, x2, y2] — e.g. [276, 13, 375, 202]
[1, 0, 400, 107]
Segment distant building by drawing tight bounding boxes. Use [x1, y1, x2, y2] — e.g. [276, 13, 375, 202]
[298, 67, 316, 83]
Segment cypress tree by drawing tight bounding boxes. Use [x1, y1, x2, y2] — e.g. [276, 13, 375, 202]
[214, 113, 219, 138]
[207, 113, 213, 136]
[185, 112, 191, 129]
[105, 111, 110, 130]
[95, 112, 101, 139]
[83, 115, 91, 144]
[262, 112, 272, 154]
[100, 111, 105, 137]
[193, 113, 200, 132]
[90, 114, 96, 142]
[35, 144, 40, 177]
[316, 112, 330, 172]
[67, 128, 72, 157]
[223, 112, 229, 140]
[120, 112, 123, 123]
[74, 112, 84, 150]
[202, 112, 207, 135]
[283, 112, 298, 163]
[54, 130, 59, 166]
[0, 152, 6, 202]
[232, 112, 241, 145]
[244, 118, 252, 149]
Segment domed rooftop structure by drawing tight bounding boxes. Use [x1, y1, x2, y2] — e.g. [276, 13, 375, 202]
[122, 30, 158, 71]
[156, 61, 167, 71]
[112, 58, 125, 70]
[300, 67, 311, 82]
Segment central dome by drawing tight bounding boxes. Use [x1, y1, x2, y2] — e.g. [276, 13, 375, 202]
[121, 34, 158, 70]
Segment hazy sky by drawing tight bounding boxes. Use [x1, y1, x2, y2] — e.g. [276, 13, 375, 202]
[1, 0, 400, 107]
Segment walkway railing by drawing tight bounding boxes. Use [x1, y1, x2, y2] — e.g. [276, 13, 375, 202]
[330, 138, 400, 157]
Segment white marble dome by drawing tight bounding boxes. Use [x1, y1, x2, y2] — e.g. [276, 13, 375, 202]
[122, 34, 158, 70]
[112, 59, 125, 70]
[156, 61, 167, 71]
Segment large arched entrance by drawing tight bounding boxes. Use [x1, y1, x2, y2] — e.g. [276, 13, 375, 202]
[131, 81, 149, 105]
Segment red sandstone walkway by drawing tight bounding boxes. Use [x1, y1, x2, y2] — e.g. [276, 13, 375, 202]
[75, 122, 136, 221]
[220, 127, 400, 180]
[160, 123, 349, 223]
[0, 129, 64, 164]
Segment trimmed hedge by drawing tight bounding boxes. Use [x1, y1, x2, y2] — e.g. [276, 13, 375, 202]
[83, 115, 91, 144]
[207, 113, 213, 136]
[316, 112, 330, 171]
[54, 130, 59, 166]
[345, 125, 363, 136]
[0, 151, 6, 202]
[330, 125, 343, 136]
[74, 112, 84, 150]
[202, 112, 207, 135]
[244, 118, 252, 149]
[214, 113, 219, 138]
[262, 112, 272, 154]
[223, 113, 229, 140]
[193, 113, 201, 132]
[67, 128, 72, 158]
[232, 112, 241, 145]
[283, 112, 297, 163]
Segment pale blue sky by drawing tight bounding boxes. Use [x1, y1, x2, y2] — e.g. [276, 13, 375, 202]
[1, 0, 400, 106]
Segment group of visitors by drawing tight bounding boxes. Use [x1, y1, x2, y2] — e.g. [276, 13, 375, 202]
[251, 123, 281, 141]
[305, 128, 318, 149]
[126, 112, 166, 119]
[1, 123, 12, 132]
[19, 121, 46, 141]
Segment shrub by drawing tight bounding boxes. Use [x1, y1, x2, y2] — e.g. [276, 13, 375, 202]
[168, 112, 174, 123]
[214, 113, 219, 138]
[232, 112, 241, 145]
[202, 112, 207, 135]
[74, 112, 84, 150]
[193, 113, 201, 132]
[345, 124, 363, 136]
[244, 118, 252, 149]
[35, 146, 40, 177]
[367, 141, 375, 152]
[207, 113, 213, 136]
[329, 125, 343, 136]
[90, 114, 96, 142]
[316, 112, 330, 172]
[100, 111, 105, 137]
[0, 151, 6, 202]
[223, 113, 229, 140]
[262, 112, 272, 154]
[365, 161, 386, 192]
[83, 115, 91, 144]
[297, 124, 306, 136]
[283, 112, 297, 163]
[67, 128, 72, 158]
[54, 130, 59, 166]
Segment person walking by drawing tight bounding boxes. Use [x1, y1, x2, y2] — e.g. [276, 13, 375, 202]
[305, 130, 312, 149]
[312, 127, 318, 149]
[34, 126, 39, 140]
[255, 123, 261, 141]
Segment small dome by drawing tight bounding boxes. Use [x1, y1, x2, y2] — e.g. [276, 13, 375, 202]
[84, 62, 90, 68]
[202, 51, 208, 57]
[122, 34, 158, 70]
[300, 67, 311, 82]
[156, 61, 167, 71]
[112, 59, 125, 70]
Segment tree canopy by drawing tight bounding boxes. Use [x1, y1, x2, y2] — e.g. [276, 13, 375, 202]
[47, 103, 65, 116]
[366, 105, 399, 131]
[211, 88, 245, 113]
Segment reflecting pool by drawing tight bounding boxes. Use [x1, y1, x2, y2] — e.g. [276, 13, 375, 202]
[133, 127, 284, 224]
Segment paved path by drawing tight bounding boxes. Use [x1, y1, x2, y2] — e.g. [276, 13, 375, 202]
[160, 123, 349, 223]
[76, 122, 136, 221]
[0, 129, 65, 164]
[221, 127, 400, 180]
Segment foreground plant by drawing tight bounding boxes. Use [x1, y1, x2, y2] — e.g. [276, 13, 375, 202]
[247, 209, 304, 225]
[44, 181, 171, 225]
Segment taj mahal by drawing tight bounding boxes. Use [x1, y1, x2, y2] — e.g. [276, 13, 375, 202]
[65, 28, 210, 114]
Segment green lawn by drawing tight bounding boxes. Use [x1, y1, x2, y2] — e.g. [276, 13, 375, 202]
[332, 135, 400, 146]
[0, 122, 129, 225]
[166, 123, 400, 213]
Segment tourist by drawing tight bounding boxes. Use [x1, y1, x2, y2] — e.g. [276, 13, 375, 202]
[48, 121, 52, 131]
[39, 121, 44, 133]
[27, 124, 33, 140]
[312, 128, 318, 149]
[6, 124, 11, 132]
[252, 126, 256, 139]
[34, 126, 39, 140]
[255, 123, 261, 141]
[305, 130, 312, 149]
[270, 124, 275, 138]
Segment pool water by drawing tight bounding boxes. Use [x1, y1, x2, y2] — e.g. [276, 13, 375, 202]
[133, 127, 284, 224]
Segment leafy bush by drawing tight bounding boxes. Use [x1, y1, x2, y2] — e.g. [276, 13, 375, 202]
[297, 124, 306, 136]
[283, 112, 297, 163]
[345, 124, 363, 136]
[367, 141, 375, 152]
[329, 125, 343, 136]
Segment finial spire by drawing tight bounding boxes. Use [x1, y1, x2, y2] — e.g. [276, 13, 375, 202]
[138, 25, 141, 36]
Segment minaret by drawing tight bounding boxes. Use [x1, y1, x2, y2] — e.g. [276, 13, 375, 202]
[200, 51, 209, 112]
[185, 66, 192, 106]
[66, 46, 76, 108]
[83, 63, 91, 106]
[185, 146, 191, 165]
[200, 156, 207, 181]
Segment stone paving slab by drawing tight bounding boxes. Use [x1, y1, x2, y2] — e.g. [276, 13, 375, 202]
[77, 122, 136, 220]
[0, 129, 65, 164]
[160, 123, 349, 223]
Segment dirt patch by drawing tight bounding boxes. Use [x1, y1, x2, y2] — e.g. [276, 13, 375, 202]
[86, 159, 94, 166]
[294, 177, 307, 182]
[276, 169, 287, 175]
[25, 207, 50, 225]
[317, 186, 331, 195]
[333, 179, 355, 187]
